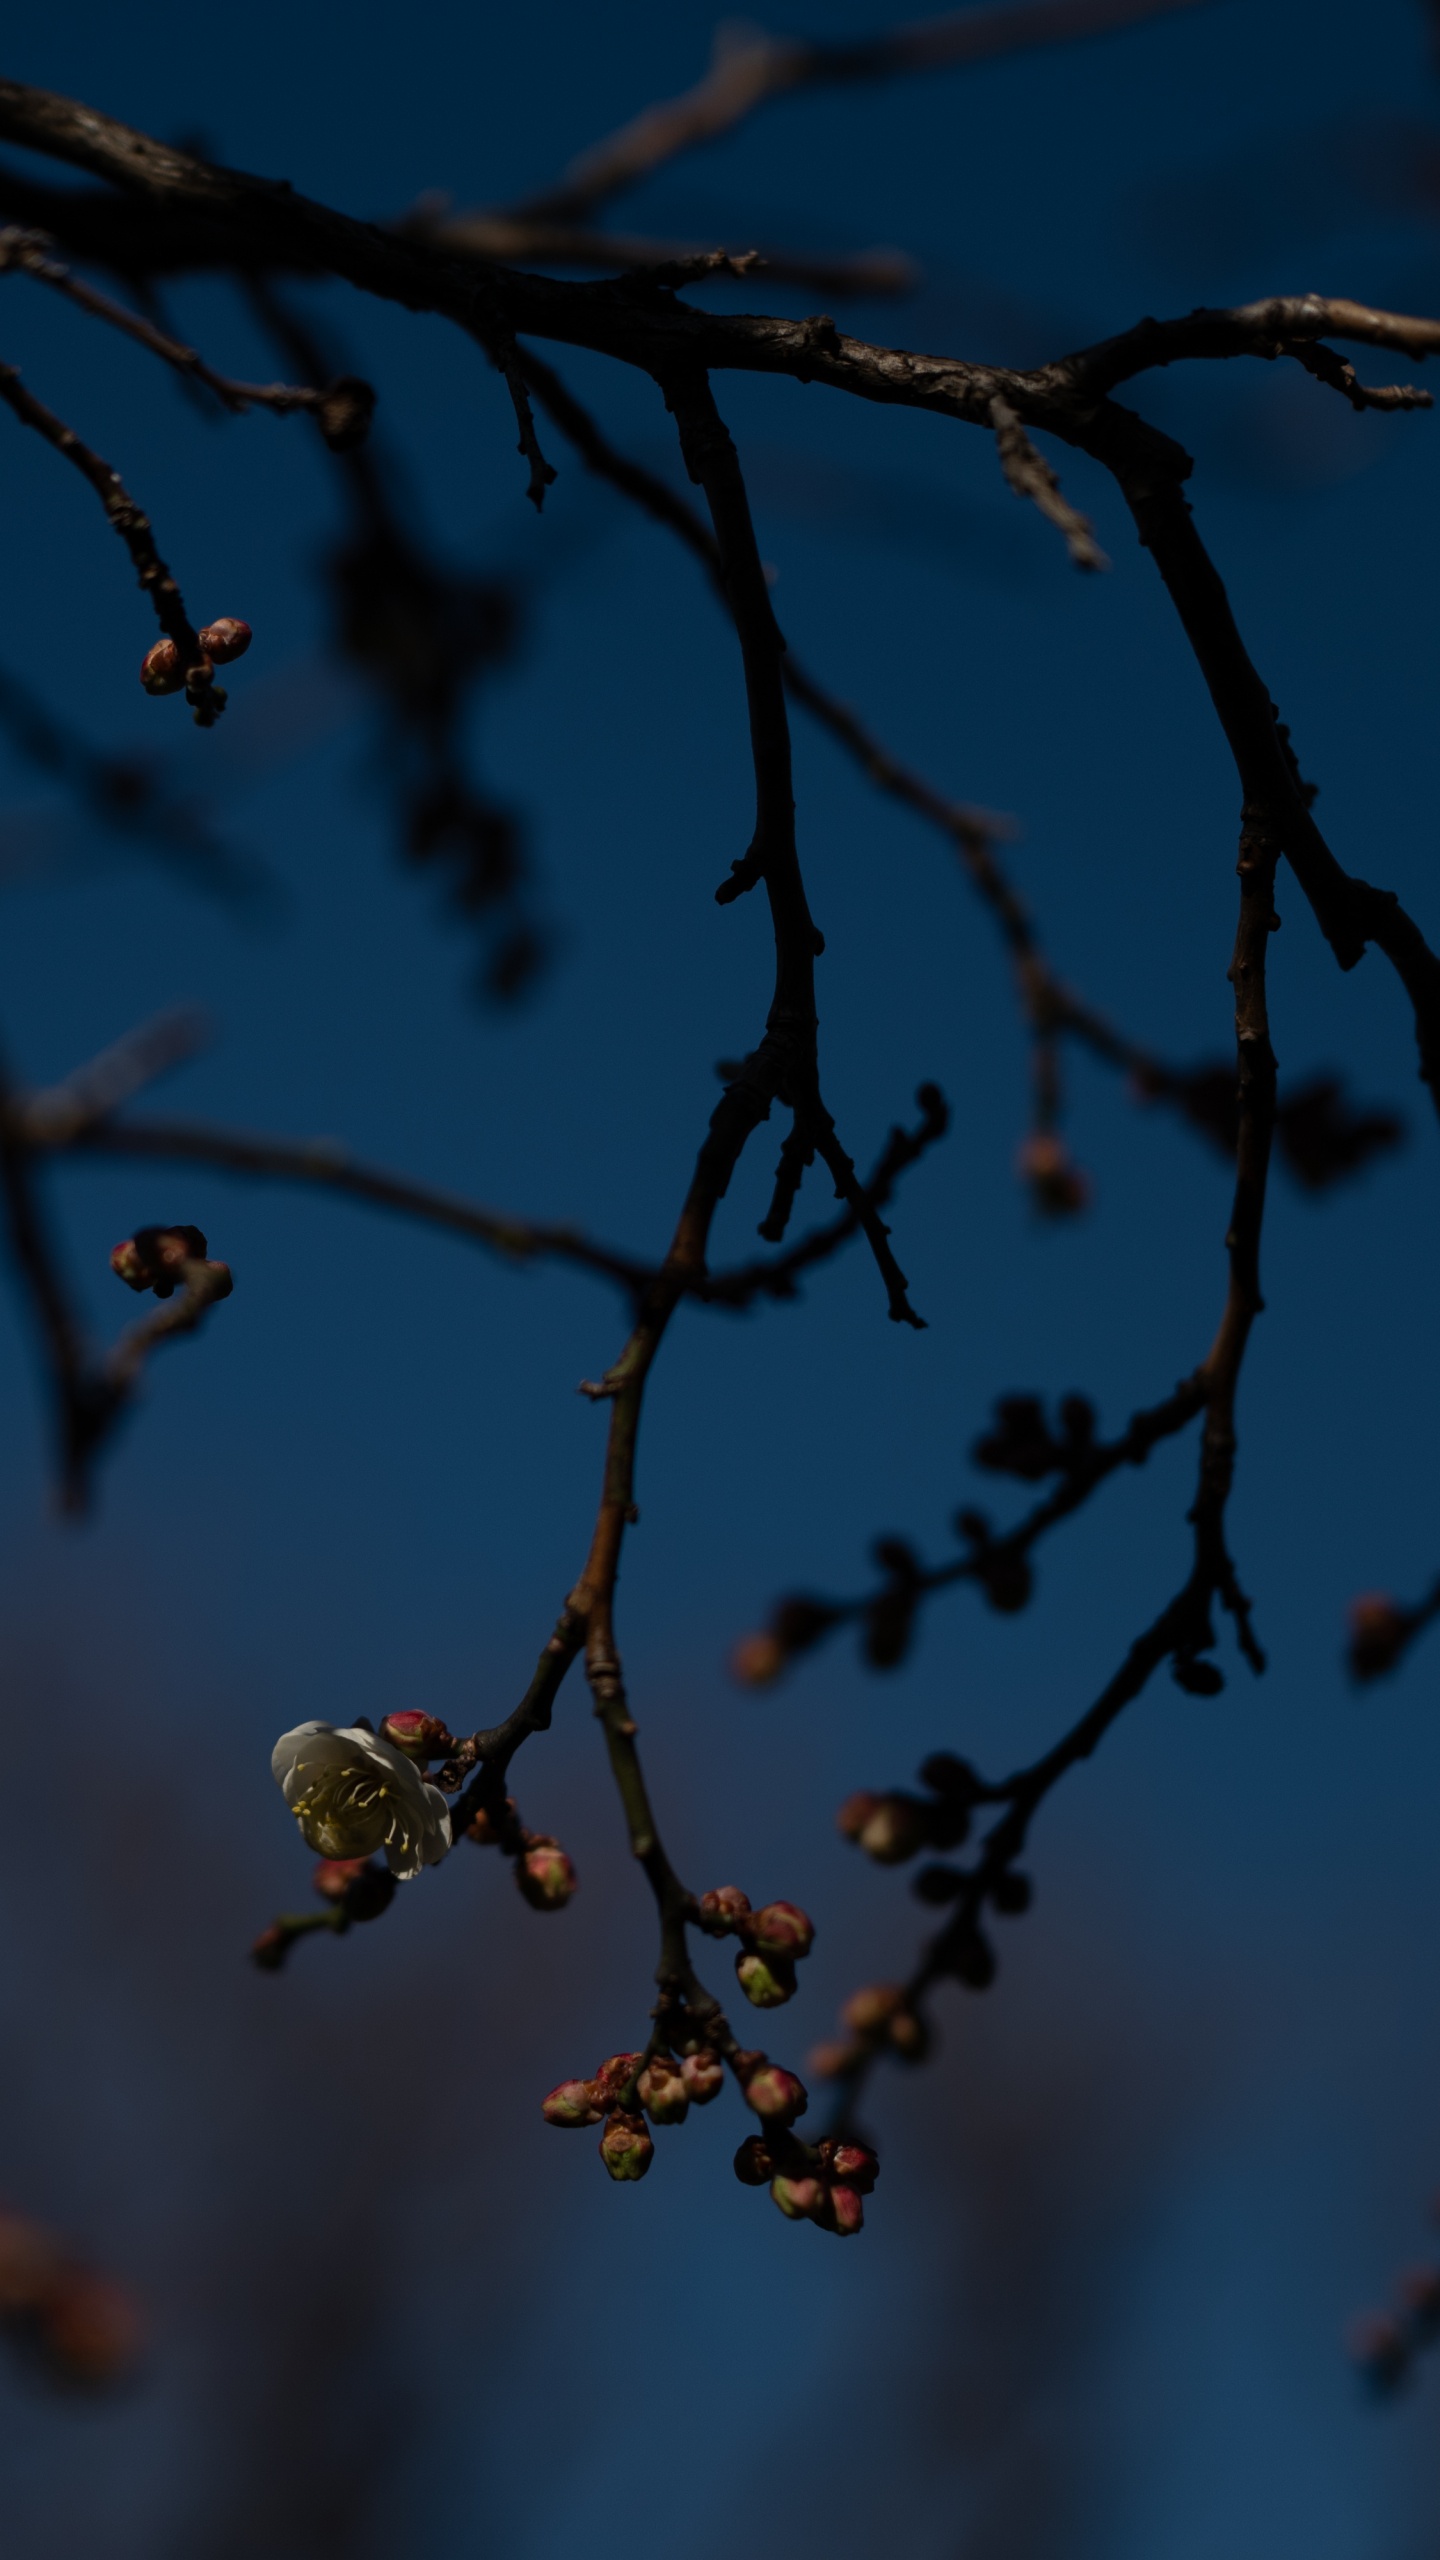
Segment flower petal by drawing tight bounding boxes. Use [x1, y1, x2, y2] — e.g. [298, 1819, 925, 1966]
[270, 1720, 332, 1786]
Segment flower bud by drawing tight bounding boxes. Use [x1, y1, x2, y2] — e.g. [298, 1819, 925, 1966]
[1018, 1131, 1090, 1217]
[462, 1797, 515, 1848]
[744, 2064, 807, 2126]
[730, 1631, 786, 1686]
[0, 2212, 61, 2310]
[770, 2174, 824, 2221]
[887, 2005, 929, 2061]
[825, 2183, 865, 2237]
[379, 1710, 448, 1760]
[841, 1982, 905, 2038]
[736, 1949, 797, 2009]
[140, 637, 183, 695]
[109, 1223, 209, 1297]
[599, 2110, 654, 2182]
[592, 2052, 644, 2106]
[808, 2038, 862, 2080]
[858, 1796, 927, 1865]
[1348, 1593, 1410, 1681]
[681, 2048, 724, 2106]
[836, 1789, 881, 1842]
[637, 2055, 689, 2125]
[748, 1900, 815, 1959]
[39, 2273, 143, 2384]
[733, 2136, 774, 2186]
[829, 2141, 879, 2194]
[542, 2078, 604, 2128]
[698, 1885, 751, 1934]
[317, 376, 376, 452]
[516, 1837, 578, 1912]
[249, 1924, 289, 1972]
[197, 617, 252, 664]
[312, 1856, 370, 1901]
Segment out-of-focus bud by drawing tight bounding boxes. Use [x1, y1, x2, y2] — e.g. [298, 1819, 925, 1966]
[808, 2038, 861, 2080]
[749, 1901, 815, 1959]
[836, 1789, 881, 1842]
[681, 2048, 725, 2106]
[744, 2064, 807, 2126]
[109, 1224, 209, 1298]
[39, 2274, 143, 2386]
[730, 1631, 786, 1686]
[1172, 1654, 1225, 1696]
[317, 375, 376, 452]
[770, 2175, 823, 2221]
[599, 2111, 654, 2182]
[698, 1885, 752, 1934]
[829, 2142, 880, 2195]
[1347, 1594, 1411, 1682]
[825, 2183, 865, 2237]
[841, 1983, 904, 2038]
[197, 617, 252, 665]
[919, 1751, 979, 1802]
[542, 2078, 604, 2129]
[249, 1924, 289, 1972]
[140, 637, 183, 694]
[1400, 2265, 1440, 2327]
[887, 2005, 930, 2061]
[462, 1797, 515, 1848]
[733, 2136, 774, 2186]
[516, 1837, 578, 1912]
[312, 1856, 369, 1901]
[1018, 1131, 1090, 1217]
[857, 1796, 928, 1865]
[1349, 2311, 1408, 2389]
[736, 1949, 797, 2008]
[593, 2053, 644, 2106]
[379, 1710, 448, 1760]
[951, 1928, 997, 1991]
[332, 1859, 395, 1923]
[637, 2055, 690, 2125]
[0, 2212, 60, 2310]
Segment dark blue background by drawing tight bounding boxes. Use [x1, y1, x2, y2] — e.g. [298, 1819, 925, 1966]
[2, 3, 1440, 2551]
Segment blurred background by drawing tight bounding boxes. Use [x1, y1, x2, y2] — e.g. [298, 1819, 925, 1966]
[2, 0, 1440, 2550]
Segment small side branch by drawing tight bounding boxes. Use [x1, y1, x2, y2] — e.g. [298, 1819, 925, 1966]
[991, 395, 1108, 569]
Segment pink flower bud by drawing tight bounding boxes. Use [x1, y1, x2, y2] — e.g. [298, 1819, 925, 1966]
[748, 1900, 815, 1959]
[39, 2273, 143, 2384]
[197, 617, 252, 665]
[109, 1224, 209, 1298]
[829, 2141, 880, 2195]
[636, 2055, 689, 2125]
[542, 2079, 604, 2128]
[841, 1983, 905, 2037]
[770, 2174, 824, 2221]
[681, 2048, 725, 2105]
[808, 2038, 862, 2079]
[825, 2183, 865, 2237]
[249, 1924, 289, 1972]
[744, 2064, 807, 2125]
[698, 1885, 751, 1934]
[140, 637, 183, 694]
[378, 1710, 448, 1760]
[592, 2052, 644, 2106]
[733, 2136, 774, 2186]
[736, 1949, 797, 2008]
[312, 1857, 370, 1901]
[599, 2110, 654, 2182]
[516, 1838, 577, 1912]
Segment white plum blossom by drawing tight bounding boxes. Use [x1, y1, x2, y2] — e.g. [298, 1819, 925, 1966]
[271, 1721, 451, 1880]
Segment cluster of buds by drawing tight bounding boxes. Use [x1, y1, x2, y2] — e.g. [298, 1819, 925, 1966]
[0, 2209, 141, 2388]
[973, 1390, 1097, 1484]
[543, 2043, 725, 2182]
[1346, 1593, 1416, 1683]
[695, 1885, 815, 2008]
[810, 1981, 930, 2081]
[459, 1781, 578, 1913]
[140, 615, 252, 703]
[251, 1852, 397, 1970]
[1017, 1130, 1090, 1217]
[110, 1223, 232, 1304]
[733, 2109, 878, 2238]
[838, 1751, 982, 1870]
[730, 1594, 842, 1688]
[1349, 2263, 1440, 2396]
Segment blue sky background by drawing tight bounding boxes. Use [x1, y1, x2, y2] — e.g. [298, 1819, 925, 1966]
[2, 1, 1440, 2552]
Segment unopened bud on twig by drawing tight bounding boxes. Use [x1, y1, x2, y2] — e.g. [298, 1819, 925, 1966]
[462, 1796, 516, 1848]
[743, 2064, 807, 2126]
[599, 2110, 654, 2182]
[733, 2136, 775, 2186]
[378, 1710, 449, 1760]
[698, 1885, 751, 1934]
[516, 1837, 577, 1911]
[1347, 1593, 1411, 1681]
[1018, 1131, 1090, 1217]
[748, 1901, 815, 1959]
[841, 1983, 905, 2038]
[592, 2053, 644, 2106]
[542, 2079, 605, 2129]
[823, 2182, 865, 2237]
[736, 1949, 798, 2008]
[637, 2054, 689, 2125]
[197, 618, 252, 665]
[249, 1924, 289, 1972]
[681, 2048, 724, 2106]
[139, 637, 184, 695]
[109, 1224, 210, 1298]
[828, 2141, 880, 2194]
[770, 2174, 824, 2221]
